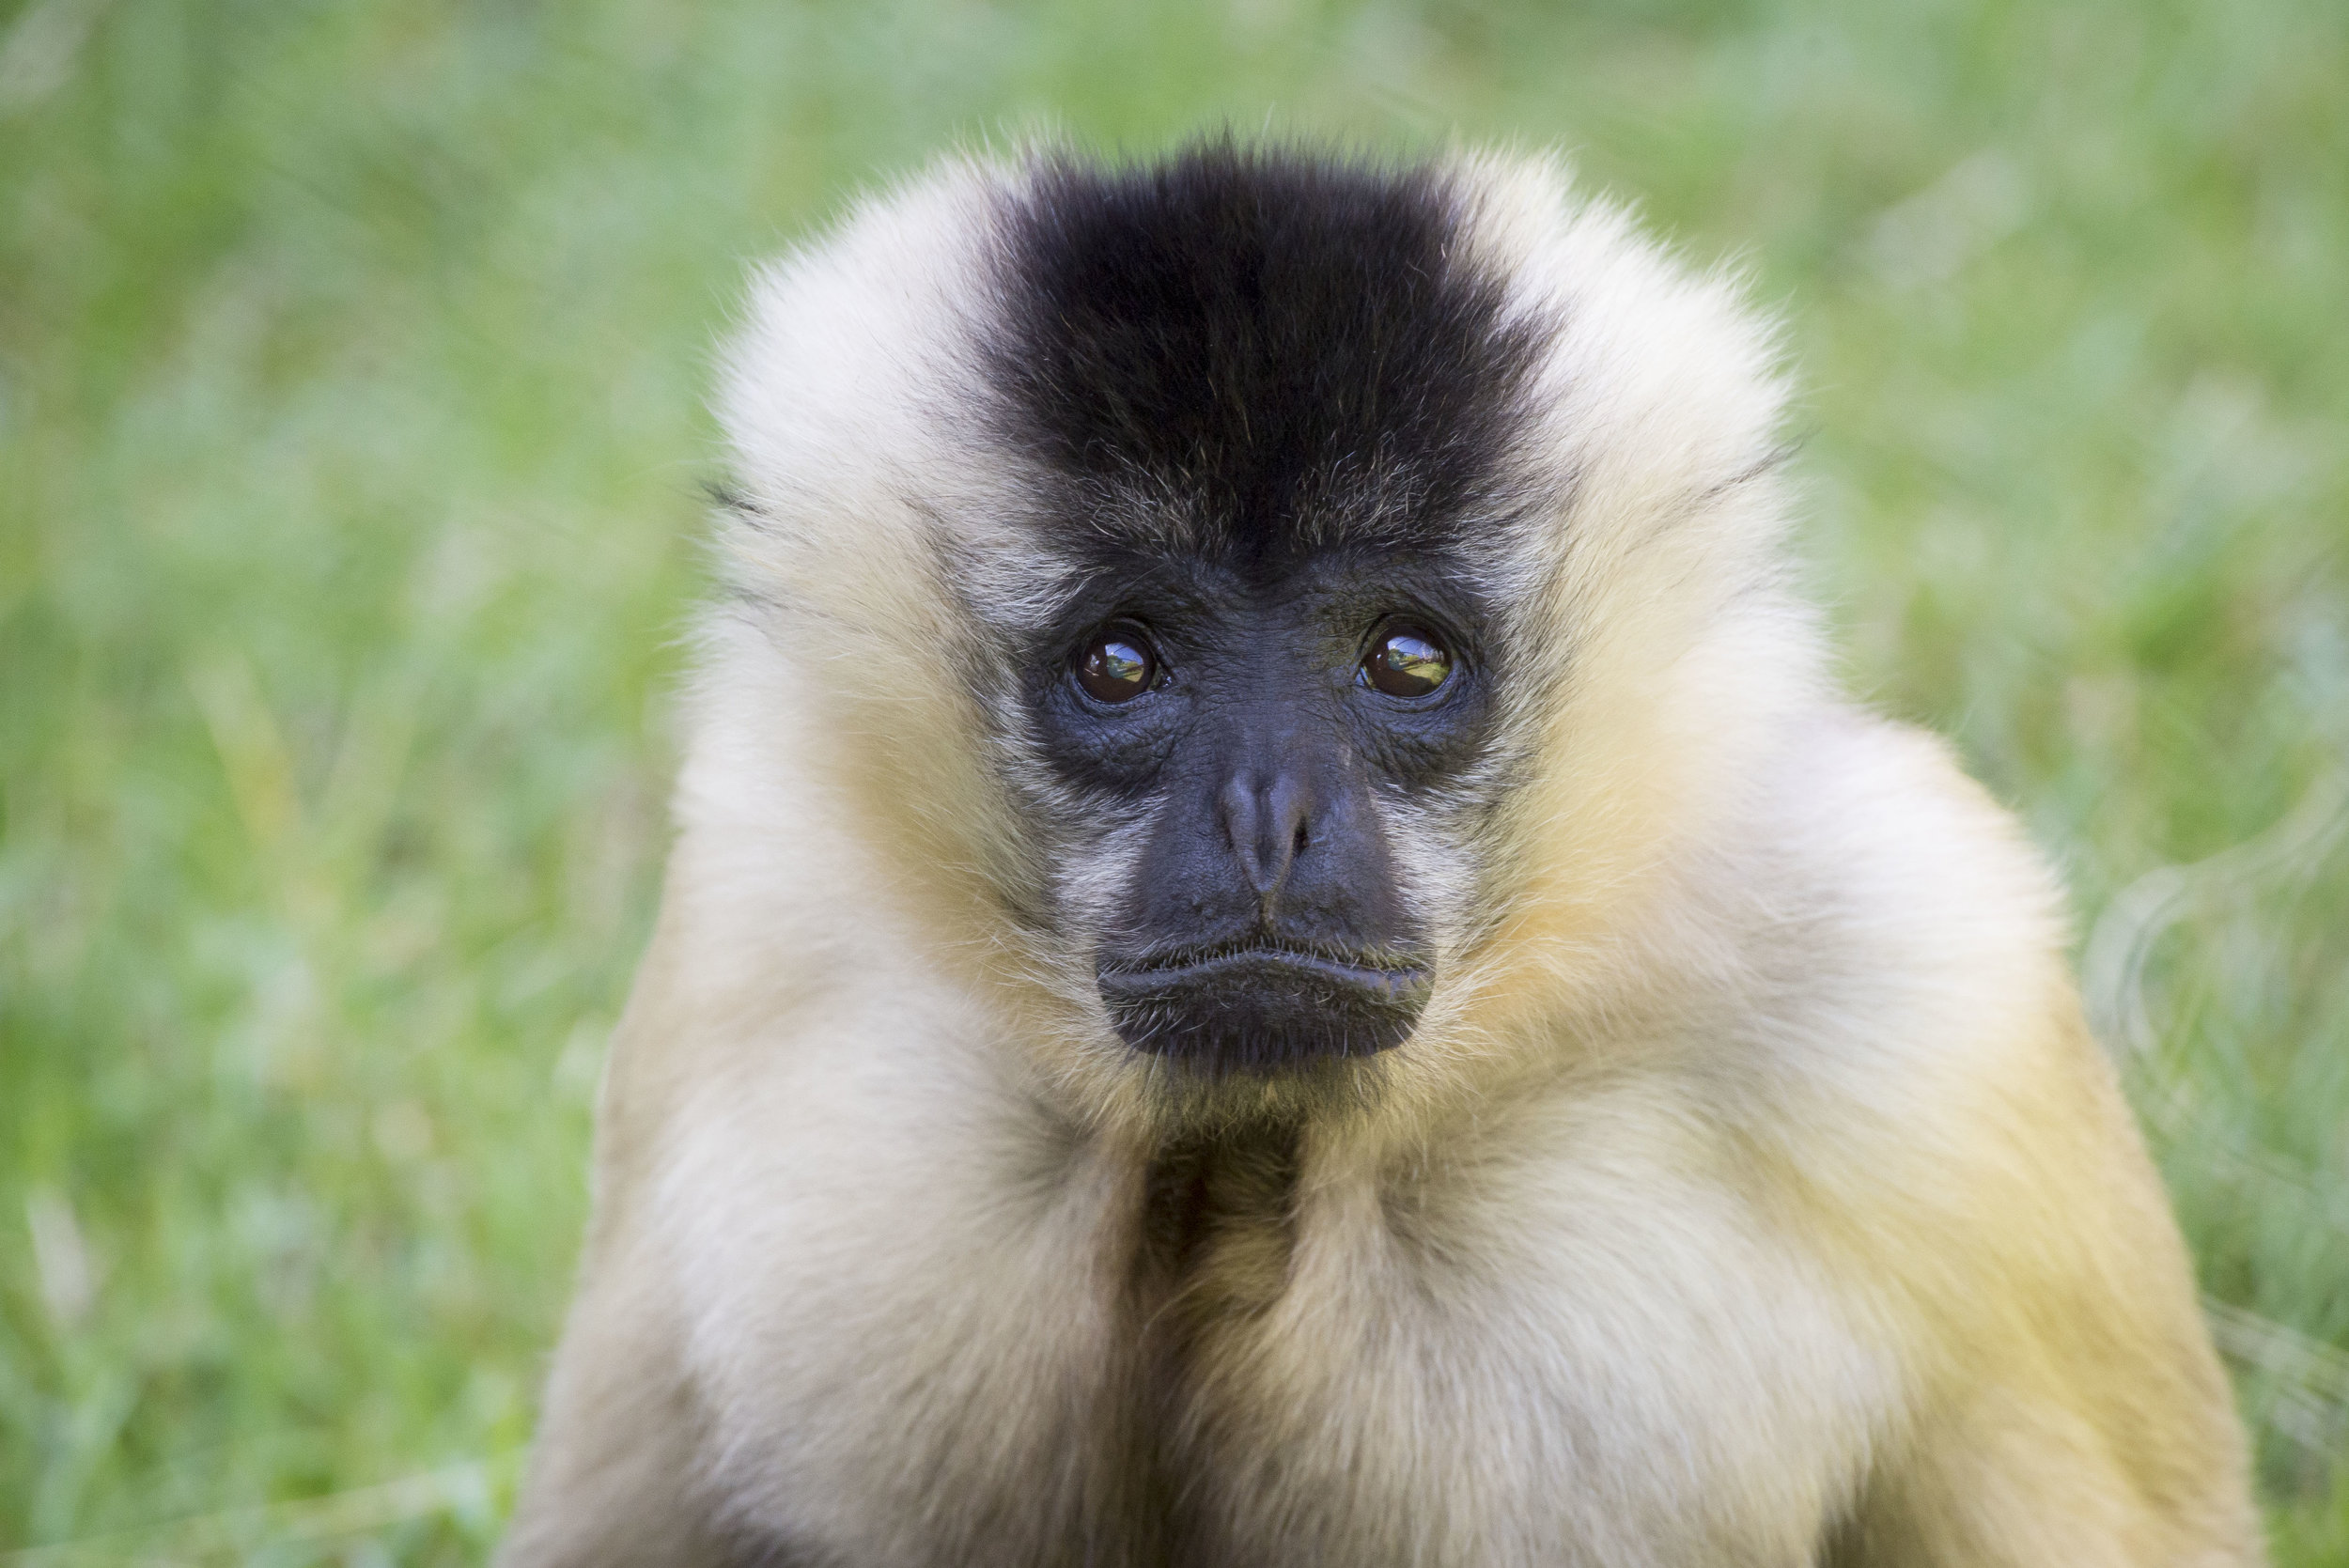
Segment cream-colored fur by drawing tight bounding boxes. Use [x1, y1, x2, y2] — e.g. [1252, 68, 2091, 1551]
[500, 148, 2263, 1567]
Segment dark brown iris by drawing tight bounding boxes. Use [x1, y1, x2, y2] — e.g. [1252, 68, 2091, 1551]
[1361, 624, 1452, 698]
[1077, 625, 1158, 702]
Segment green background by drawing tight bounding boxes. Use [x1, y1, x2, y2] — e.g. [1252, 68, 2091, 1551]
[3, 0, 2345, 1560]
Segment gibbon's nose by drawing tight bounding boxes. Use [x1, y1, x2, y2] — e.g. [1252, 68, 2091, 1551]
[1220, 771, 1313, 902]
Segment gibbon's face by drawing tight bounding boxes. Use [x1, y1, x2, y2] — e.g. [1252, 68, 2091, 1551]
[969, 148, 1552, 1079]
[1025, 551, 1498, 1076]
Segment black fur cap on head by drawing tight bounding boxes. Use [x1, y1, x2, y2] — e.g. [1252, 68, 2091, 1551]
[982, 140, 1554, 572]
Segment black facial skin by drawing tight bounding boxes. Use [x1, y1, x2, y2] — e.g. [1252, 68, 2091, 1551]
[980, 142, 1546, 1076]
[1032, 552, 1491, 1076]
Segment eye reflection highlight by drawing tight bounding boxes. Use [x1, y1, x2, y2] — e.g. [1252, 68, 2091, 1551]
[1077, 626, 1158, 702]
[1361, 626, 1452, 698]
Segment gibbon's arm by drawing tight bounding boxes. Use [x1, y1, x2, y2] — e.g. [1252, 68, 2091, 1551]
[1768, 729, 2263, 1566]
[502, 908, 753, 1568]
[1824, 1031, 2258, 1564]
[500, 1265, 723, 1568]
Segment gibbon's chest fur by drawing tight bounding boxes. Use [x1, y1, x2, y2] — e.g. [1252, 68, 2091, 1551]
[1116, 1122, 1315, 1562]
[1092, 1114, 1875, 1568]
[1134, 1118, 1301, 1337]
[657, 949, 1903, 1568]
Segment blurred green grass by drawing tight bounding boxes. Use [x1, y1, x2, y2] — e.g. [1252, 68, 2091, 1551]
[1, 0, 2344, 1560]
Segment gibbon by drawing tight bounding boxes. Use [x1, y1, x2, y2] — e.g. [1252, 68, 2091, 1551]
[499, 142, 2263, 1567]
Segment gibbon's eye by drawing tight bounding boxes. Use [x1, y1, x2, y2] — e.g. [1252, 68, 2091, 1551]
[1075, 625, 1159, 703]
[1361, 624, 1454, 698]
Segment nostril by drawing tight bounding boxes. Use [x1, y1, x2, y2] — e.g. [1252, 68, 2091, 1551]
[1221, 772, 1316, 899]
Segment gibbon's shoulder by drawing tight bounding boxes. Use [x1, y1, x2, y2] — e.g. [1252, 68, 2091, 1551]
[1765, 704, 2065, 959]
[1694, 703, 2103, 1171]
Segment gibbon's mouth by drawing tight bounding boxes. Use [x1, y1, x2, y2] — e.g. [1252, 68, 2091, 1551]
[1096, 942, 1432, 1075]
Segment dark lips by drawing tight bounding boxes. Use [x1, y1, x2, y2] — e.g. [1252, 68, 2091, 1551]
[1096, 942, 1432, 1073]
[1104, 944, 1426, 996]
